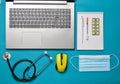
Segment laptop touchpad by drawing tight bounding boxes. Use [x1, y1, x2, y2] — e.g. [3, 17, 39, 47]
[22, 32, 42, 46]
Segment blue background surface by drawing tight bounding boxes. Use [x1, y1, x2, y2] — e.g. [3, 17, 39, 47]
[0, 0, 120, 84]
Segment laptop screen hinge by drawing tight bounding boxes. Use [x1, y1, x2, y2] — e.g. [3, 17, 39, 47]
[13, 0, 67, 5]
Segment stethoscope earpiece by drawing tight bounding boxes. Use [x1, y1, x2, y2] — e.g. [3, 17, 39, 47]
[44, 51, 48, 54]
[3, 52, 11, 60]
[44, 51, 53, 61]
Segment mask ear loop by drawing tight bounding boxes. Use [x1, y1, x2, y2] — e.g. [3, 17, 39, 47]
[69, 56, 79, 71]
[110, 54, 120, 71]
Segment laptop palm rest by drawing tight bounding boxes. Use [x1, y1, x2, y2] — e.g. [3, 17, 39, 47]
[22, 32, 42, 46]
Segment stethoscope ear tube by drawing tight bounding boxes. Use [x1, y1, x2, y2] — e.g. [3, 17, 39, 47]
[3, 51, 52, 82]
[34, 51, 52, 76]
[6, 58, 37, 82]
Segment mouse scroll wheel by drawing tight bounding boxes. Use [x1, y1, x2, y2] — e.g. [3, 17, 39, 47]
[61, 54, 63, 65]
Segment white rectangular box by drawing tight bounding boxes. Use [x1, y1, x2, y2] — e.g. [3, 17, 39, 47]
[77, 12, 104, 50]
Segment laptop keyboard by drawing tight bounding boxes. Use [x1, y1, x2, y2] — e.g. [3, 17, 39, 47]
[9, 8, 71, 28]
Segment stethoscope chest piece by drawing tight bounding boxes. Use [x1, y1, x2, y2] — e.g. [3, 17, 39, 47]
[3, 52, 11, 60]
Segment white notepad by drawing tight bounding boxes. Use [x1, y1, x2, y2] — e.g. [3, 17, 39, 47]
[77, 12, 104, 50]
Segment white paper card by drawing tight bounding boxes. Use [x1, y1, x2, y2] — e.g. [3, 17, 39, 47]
[77, 12, 104, 50]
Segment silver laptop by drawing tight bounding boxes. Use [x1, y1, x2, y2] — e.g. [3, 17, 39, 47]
[6, 0, 74, 49]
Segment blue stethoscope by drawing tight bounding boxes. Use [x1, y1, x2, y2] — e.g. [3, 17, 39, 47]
[3, 51, 52, 82]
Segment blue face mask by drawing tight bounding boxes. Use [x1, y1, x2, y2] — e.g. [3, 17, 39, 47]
[69, 54, 119, 72]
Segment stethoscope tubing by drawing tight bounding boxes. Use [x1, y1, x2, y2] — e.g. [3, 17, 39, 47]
[4, 51, 52, 82]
